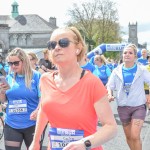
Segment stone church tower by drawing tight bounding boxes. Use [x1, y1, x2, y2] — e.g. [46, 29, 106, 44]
[128, 22, 138, 46]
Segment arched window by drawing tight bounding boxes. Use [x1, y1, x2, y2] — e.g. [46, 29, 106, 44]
[26, 34, 32, 46]
[18, 34, 23, 46]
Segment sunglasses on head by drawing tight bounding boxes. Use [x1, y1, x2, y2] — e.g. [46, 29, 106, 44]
[8, 61, 21, 66]
[47, 38, 73, 50]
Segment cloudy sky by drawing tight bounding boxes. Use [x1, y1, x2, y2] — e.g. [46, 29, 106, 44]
[0, 0, 150, 48]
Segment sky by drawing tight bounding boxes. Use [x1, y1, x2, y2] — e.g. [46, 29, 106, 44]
[0, 0, 150, 49]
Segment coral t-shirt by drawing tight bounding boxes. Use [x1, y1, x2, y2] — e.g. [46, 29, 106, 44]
[40, 71, 107, 150]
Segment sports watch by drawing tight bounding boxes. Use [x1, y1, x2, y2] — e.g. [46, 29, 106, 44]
[84, 139, 91, 150]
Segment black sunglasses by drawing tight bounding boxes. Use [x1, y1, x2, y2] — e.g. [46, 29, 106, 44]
[47, 38, 73, 50]
[8, 61, 21, 66]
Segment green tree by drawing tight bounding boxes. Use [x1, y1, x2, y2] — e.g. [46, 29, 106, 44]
[67, 0, 123, 53]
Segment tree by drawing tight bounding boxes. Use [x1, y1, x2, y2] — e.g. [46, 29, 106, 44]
[96, 0, 119, 43]
[67, 0, 98, 51]
[67, 0, 122, 53]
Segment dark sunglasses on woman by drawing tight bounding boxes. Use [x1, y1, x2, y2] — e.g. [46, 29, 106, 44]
[47, 38, 73, 50]
[7, 61, 21, 66]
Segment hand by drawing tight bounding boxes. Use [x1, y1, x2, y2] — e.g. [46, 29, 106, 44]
[146, 95, 150, 104]
[41, 65, 47, 71]
[0, 83, 10, 94]
[63, 140, 86, 150]
[108, 94, 115, 102]
[30, 109, 38, 120]
[38, 68, 46, 74]
[28, 141, 40, 150]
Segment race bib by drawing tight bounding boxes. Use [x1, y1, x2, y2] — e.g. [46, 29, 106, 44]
[49, 127, 84, 150]
[123, 83, 132, 95]
[8, 100, 28, 114]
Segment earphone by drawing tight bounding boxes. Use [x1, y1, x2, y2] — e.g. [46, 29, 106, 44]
[76, 49, 79, 54]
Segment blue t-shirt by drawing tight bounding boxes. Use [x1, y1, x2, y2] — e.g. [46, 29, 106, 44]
[93, 65, 111, 85]
[137, 57, 148, 66]
[81, 62, 95, 73]
[113, 63, 118, 68]
[5, 70, 41, 129]
[122, 64, 137, 95]
[89, 56, 95, 65]
[107, 63, 114, 72]
[4, 63, 10, 75]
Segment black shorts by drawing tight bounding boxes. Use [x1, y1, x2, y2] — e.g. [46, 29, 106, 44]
[4, 123, 35, 149]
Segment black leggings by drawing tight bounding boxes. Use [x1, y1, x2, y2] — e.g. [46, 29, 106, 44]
[40, 124, 47, 149]
[4, 123, 35, 150]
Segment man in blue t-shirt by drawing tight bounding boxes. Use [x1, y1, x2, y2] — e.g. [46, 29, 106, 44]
[137, 48, 148, 66]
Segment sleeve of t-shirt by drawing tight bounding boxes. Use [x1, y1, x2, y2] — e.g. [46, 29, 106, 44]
[89, 56, 95, 65]
[106, 66, 112, 77]
[91, 75, 108, 104]
[35, 72, 41, 98]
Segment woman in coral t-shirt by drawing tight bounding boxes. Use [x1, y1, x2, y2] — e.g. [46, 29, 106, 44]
[29, 26, 117, 150]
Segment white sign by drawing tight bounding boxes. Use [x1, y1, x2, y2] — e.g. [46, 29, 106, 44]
[106, 44, 127, 51]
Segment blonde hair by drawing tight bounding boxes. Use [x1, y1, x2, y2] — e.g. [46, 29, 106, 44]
[42, 49, 49, 54]
[124, 44, 137, 56]
[94, 55, 105, 64]
[7, 47, 33, 88]
[50, 26, 87, 62]
[28, 52, 38, 62]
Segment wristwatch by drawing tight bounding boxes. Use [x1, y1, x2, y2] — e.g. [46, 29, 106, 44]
[84, 140, 91, 150]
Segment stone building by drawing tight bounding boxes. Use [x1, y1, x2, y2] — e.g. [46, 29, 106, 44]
[0, 0, 58, 58]
[128, 22, 138, 46]
[128, 22, 147, 49]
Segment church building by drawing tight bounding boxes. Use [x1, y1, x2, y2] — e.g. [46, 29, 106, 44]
[128, 22, 147, 49]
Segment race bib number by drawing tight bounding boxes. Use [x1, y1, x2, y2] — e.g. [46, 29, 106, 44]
[8, 100, 28, 114]
[49, 127, 84, 150]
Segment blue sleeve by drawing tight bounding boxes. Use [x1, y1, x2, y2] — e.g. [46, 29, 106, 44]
[33, 71, 41, 98]
[37, 74, 41, 98]
[89, 56, 95, 65]
[106, 66, 112, 77]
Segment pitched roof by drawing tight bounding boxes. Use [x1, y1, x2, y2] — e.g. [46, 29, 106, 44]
[0, 14, 57, 33]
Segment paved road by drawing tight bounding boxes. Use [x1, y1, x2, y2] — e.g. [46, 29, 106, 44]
[0, 101, 150, 150]
[102, 101, 150, 150]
